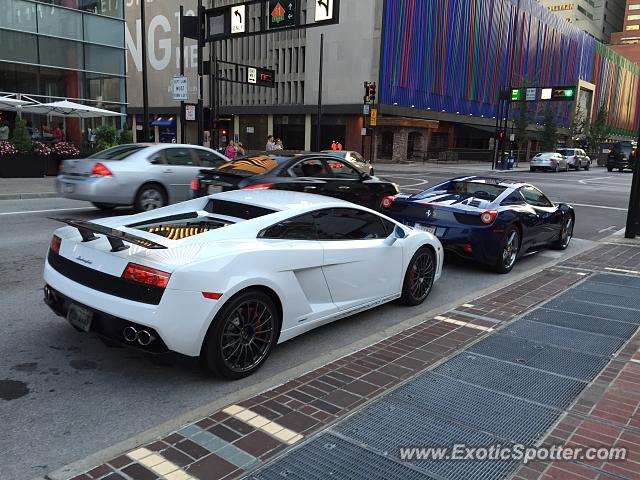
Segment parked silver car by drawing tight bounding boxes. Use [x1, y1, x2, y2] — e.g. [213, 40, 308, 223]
[530, 152, 568, 172]
[556, 148, 591, 170]
[320, 150, 374, 176]
[57, 144, 228, 211]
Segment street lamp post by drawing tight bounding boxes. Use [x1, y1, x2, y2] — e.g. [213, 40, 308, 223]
[140, 0, 150, 142]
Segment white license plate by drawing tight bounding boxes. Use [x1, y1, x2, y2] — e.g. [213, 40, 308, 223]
[415, 223, 436, 234]
[207, 185, 223, 194]
[67, 303, 92, 332]
[65, 183, 75, 193]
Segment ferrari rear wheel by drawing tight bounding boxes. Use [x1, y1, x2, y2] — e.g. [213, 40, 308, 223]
[400, 247, 436, 306]
[494, 227, 520, 274]
[202, 290, 278, 379]
[553, 215, 574, 250]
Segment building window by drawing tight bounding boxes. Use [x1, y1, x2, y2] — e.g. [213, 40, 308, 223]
[83, 14, 124, 48]
[0, 0, 37, 33]
[0, 29, 38, 63]
[37, 3, 83, 41]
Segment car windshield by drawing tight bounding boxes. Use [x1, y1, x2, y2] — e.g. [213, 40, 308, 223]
[215, 155, 289, 175]
[416, 180, 507, 201]
[88, 145, 147, 160]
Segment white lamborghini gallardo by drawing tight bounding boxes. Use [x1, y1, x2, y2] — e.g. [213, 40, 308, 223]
[43, 190, 443, 378]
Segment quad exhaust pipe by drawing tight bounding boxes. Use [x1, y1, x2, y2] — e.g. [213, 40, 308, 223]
[123, 326, 156, 346]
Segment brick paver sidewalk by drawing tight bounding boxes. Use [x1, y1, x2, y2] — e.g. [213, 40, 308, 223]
[59, 240, 640, 480]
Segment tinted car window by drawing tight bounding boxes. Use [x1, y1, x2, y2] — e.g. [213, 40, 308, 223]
[89, 145, 146, 160]
[195, 150, 226, 168]
[290, 159, 329, 177]
[556, 149, 575, 156]
[417, 180, 506, 201]
[165, 148, 196, 166]
[259, 213, 316, 240]
[612, 143, 633, 155]
[520, 186, 553, 208]
[314, 208, 387, 240]
[326, 159, 361, 179]
[352, 152, 366, 163]
[148, 151, 166, 164]
[380, 217, 396, 235]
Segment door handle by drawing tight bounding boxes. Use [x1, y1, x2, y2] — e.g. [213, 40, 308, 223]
[338, 186, 350, 190]
[163, 169, 174, 173]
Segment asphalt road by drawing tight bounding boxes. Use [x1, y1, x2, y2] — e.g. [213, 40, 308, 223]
[0, 165, 631, 480]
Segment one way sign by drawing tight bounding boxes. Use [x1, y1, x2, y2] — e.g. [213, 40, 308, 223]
[315, 0, 334, 22]
[231, 5, 245, 34]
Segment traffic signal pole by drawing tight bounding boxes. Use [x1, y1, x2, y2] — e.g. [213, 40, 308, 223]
[625, 122, 640, 238]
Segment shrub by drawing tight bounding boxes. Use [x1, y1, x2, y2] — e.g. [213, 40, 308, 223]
[0, 141, 18, 156]
[33, 141, 52, 157]
[11, 117, 33, 152]
[94, 125, 118, 151]
[119, 124, 133, 144]
[52, 142, 80, 158]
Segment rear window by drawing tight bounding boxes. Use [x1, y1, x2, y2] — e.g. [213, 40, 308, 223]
[612, 143, 633, 155]
[88, 145, 146, 160]
[417, 180, 506, 201]
[556, 149, 575, 155]
[215, 155, 289, 175]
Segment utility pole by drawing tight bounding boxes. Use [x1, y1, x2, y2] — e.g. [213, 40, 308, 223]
[179, 6, 186, 144]
[140, 0, 150, 142]
[316, 33, 324, 151]
[197, 0, 204, 146]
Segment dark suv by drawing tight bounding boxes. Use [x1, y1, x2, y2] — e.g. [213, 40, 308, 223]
[607, 141, 637, 172]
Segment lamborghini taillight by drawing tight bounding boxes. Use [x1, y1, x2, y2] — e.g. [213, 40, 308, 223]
[122, 263, 171, 289]
[50, 235, 61, 254]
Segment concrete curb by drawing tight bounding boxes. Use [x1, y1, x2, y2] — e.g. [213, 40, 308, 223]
[0, 192, 59, 200]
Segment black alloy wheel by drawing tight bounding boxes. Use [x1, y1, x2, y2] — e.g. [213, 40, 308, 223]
[202, 290, 278, 379]
[400, 247, 436, 306]
[553, 215, 574, 250]
[494, 226, 520, 274]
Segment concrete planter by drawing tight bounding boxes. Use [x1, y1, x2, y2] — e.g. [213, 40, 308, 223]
[0, 153, 46, 178]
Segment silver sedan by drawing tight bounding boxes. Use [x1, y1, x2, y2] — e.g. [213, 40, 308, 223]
[320, 150, 375, 176]
[57, 144, 228, 211]
[529, 152, 568, 172]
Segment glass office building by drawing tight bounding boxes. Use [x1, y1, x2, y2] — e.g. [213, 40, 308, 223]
[0, 0, 126, 143]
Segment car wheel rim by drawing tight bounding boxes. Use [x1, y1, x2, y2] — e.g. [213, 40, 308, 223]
[140, 189, 163, 210]
[561, 218, 573, 248]
[502, 231, 519, 269]
[221, 300, 275, 373]
[409, 252, 435, 301]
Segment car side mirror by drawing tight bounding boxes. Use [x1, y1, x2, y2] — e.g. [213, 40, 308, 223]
[359, 171, 370, 181]
[384, 225, 407, 246]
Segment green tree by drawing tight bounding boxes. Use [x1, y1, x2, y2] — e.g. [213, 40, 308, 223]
[513, 102, 533, 157]
[119, 124, 133, 144]
[586, 103, 612, 152]
[94, 125, 118, 151]
[568, 102, 587, 147]
[540, 108, 558, 151]
[11, 116, 33, 152]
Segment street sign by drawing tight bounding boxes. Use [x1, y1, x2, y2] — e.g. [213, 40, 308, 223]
[370, 108, 378, 126]
[315, 0, 335, 22]
[525, 88, 536, 101]
[185, 104, 196, 121]
[551, 86, 576, 101]
[361, 127, 367, 136]
[246, 66, 275, 87]
[231, 5, 246, 34]
[269, 0, 298, 30]
[363, 104, 370, 115]
[172, 76, 188, 100]
[248, 67, 257, 84]
[510, 88, 522, 101]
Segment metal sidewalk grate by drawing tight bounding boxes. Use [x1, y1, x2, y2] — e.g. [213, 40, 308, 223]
[500, 319, 625, 357]
[432, 353, 587, 409]
[389, 373, 561, 445]
[525, 308, 638, 339]
[575, 282, 640, 299]
[468, 334, 609, 381]
[565, 289, 640, 311]
[246, 433, 434, 480]
[589, 273, 640, 288]
[542, 297, 640, 325]
[333, 398, 518, 480]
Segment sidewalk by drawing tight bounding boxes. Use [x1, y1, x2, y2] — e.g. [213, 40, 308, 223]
[53, 238, 640, 480]
[0, 176, 58, 200]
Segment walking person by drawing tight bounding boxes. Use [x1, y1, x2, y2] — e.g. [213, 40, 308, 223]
[224, 140, 237, 159]
[266, 135, 275, 151]
[275, 138, 284, 150]
[236, 142, 245, 156]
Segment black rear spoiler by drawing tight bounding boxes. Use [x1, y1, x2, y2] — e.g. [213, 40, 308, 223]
[50, 218, 167, 252]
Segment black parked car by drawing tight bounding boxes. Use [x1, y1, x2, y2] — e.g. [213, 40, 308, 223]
[191, 152, 400, 210]
[607, 141, 636, 172]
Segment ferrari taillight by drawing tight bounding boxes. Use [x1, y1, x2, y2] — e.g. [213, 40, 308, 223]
[122, 263, 171, 289]
[381, 196, 395, 208]
[50, 235, 61, 254]
[91, 162, 112, 177]
[480, 210, 498, 224]
[242, 183, 273, 190]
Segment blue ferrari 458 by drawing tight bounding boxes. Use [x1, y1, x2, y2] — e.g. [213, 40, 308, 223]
[381, 176, 575, 273]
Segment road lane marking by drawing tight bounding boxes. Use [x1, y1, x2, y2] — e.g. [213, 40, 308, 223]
[562, 203, 626, 211]
[222, 405, 303, 445]
[386, 175, 430, 188]
[598, 226, 618, 233]
[579, 176, 614, 184]
[0, 206, 95, 216]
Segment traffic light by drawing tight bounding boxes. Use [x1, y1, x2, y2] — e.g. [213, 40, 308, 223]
[498, 131, 504, 141]
[221, 128, 228, 136]
[369, 82, 376, 103]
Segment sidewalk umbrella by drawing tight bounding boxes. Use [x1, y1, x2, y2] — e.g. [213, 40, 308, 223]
[19, 100, 124, 118]
[0, 96, 33, 111]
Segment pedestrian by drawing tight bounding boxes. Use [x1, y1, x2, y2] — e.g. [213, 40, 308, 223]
[266, 135, 275, 151]
[337, 141, 343, 151]
[275, 138, 283, 150]
[224, 140, 237, 159]
[52, 123, 64, 143]
[236, 142, 245, 156]
[0, 121, 9, 141]
[331, 140, 337, 151]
